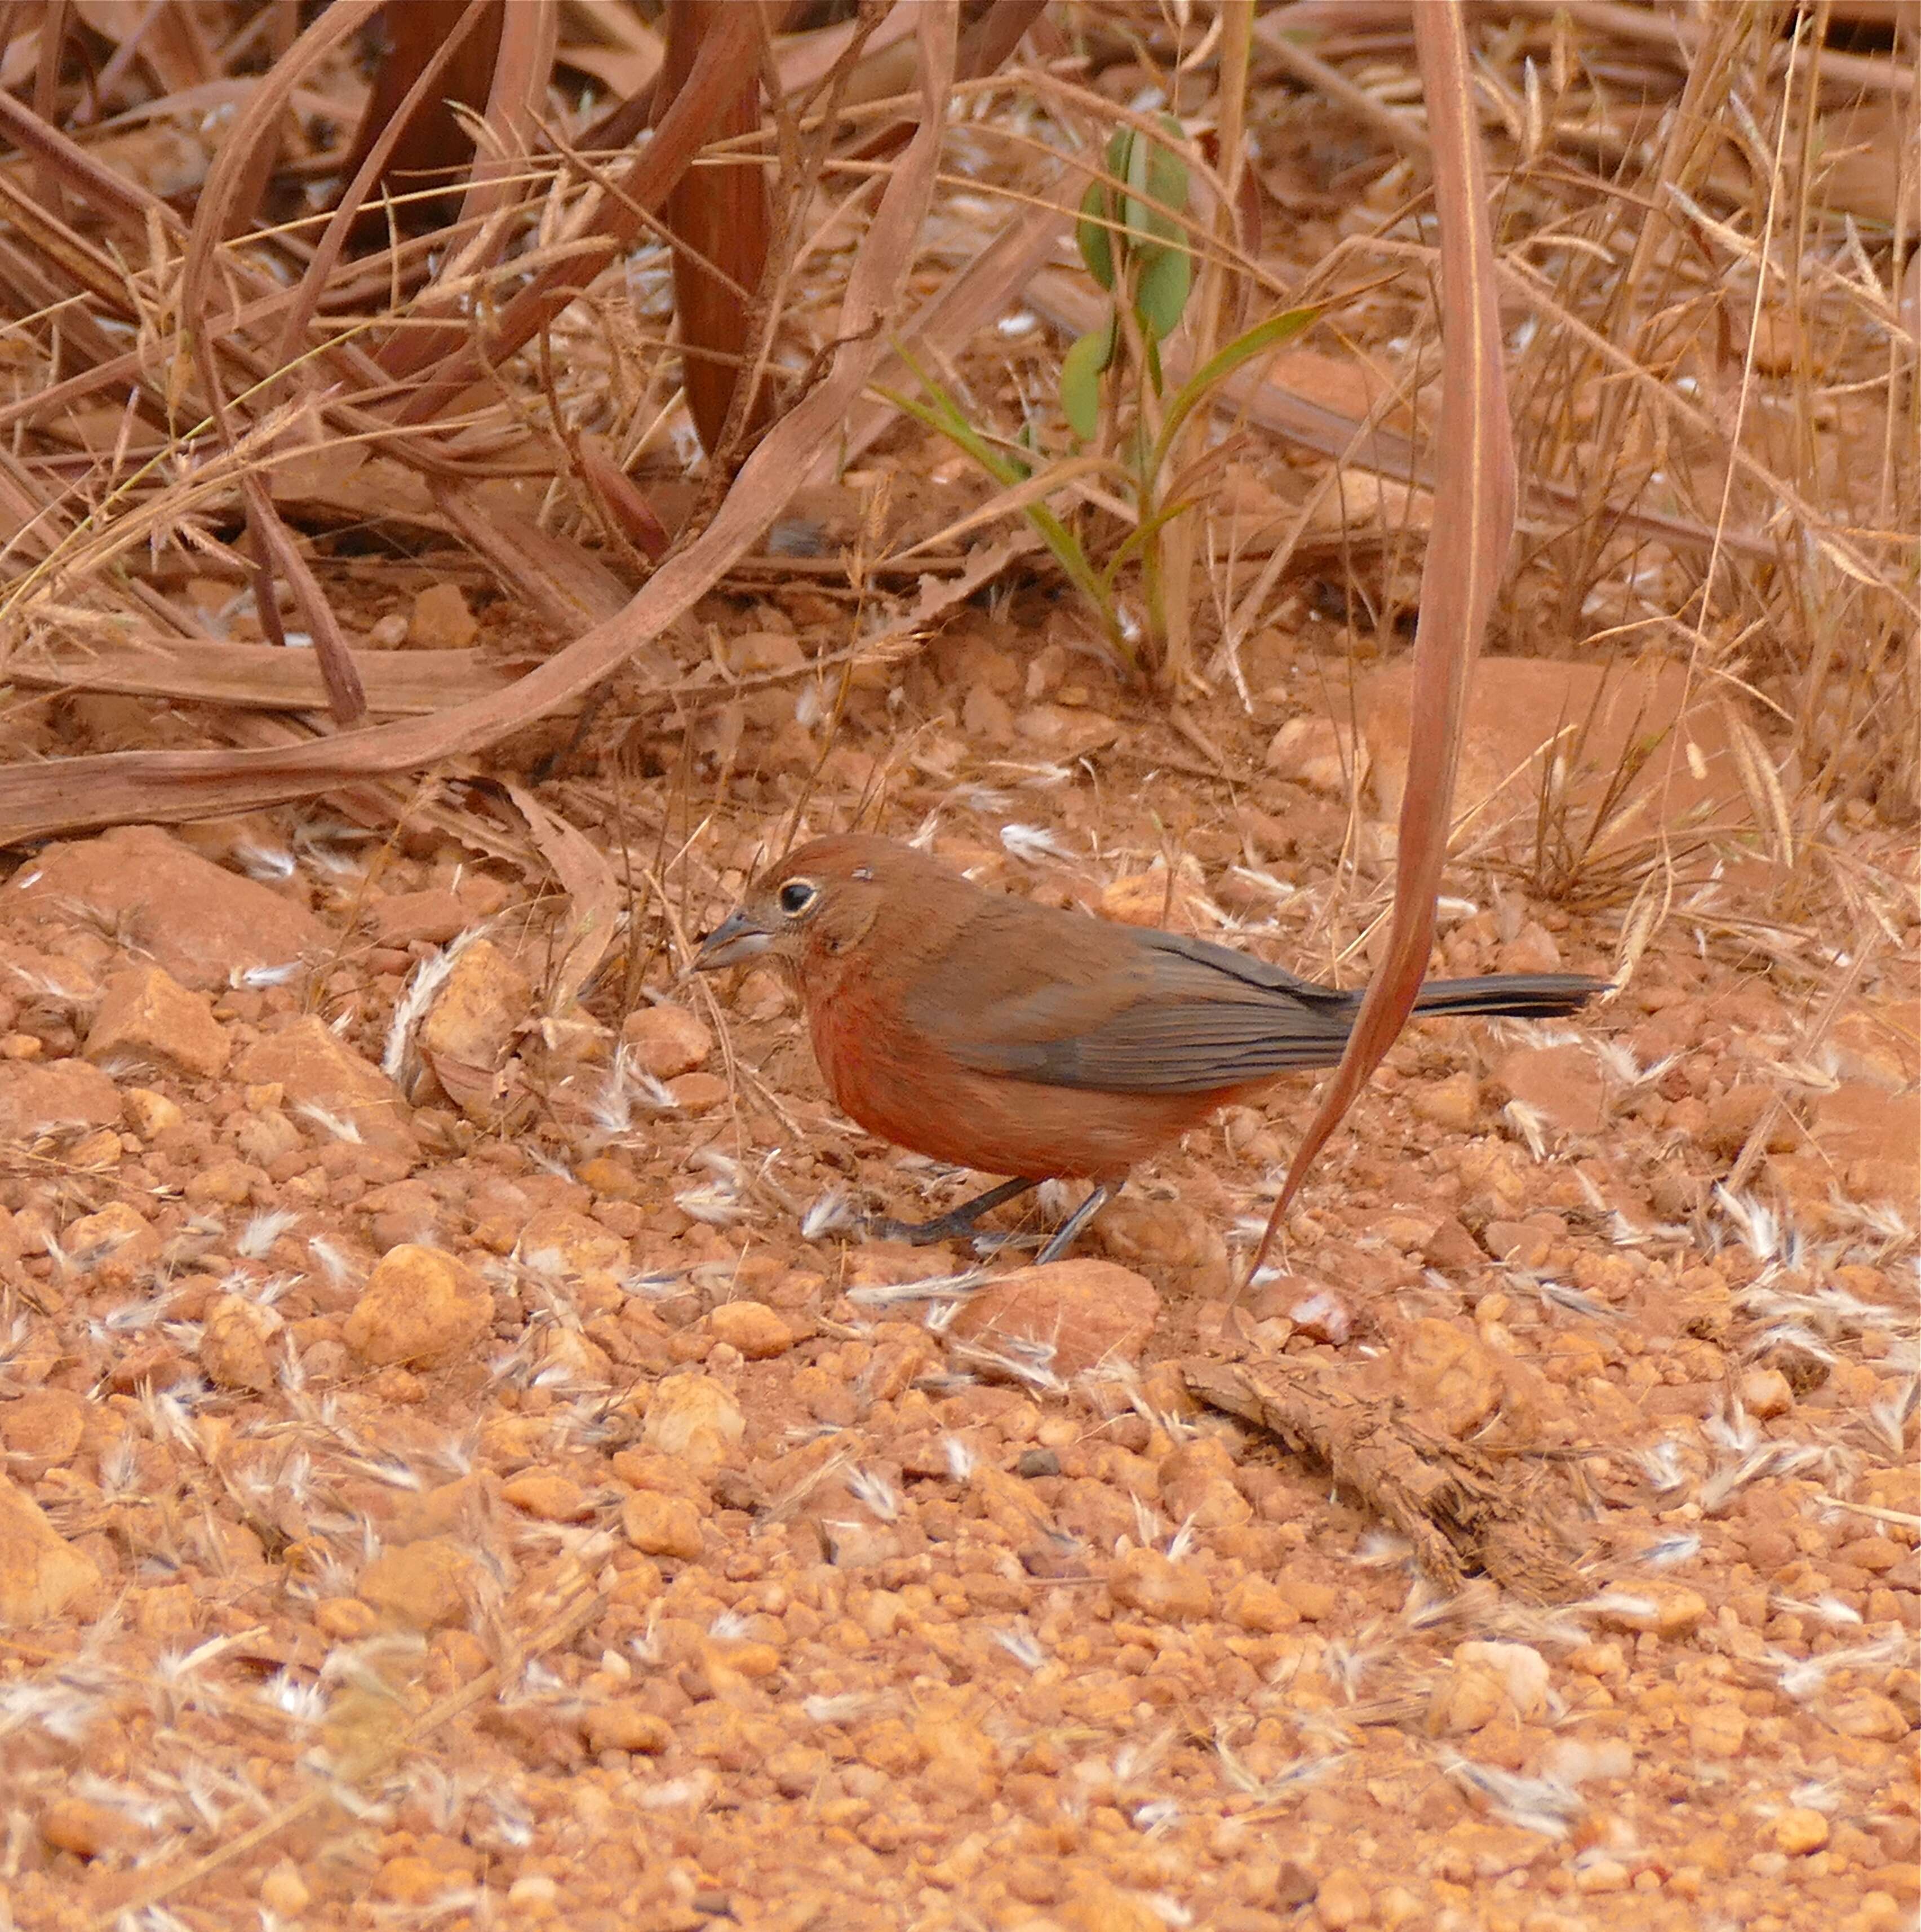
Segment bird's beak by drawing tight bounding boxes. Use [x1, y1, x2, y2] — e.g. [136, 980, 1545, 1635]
[693, 909, 774, 972]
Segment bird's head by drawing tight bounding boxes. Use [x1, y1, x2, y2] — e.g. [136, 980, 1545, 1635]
[693, 834, 902, 975]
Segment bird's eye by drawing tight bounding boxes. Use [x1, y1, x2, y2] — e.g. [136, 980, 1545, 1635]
[777, 879, 817, 917]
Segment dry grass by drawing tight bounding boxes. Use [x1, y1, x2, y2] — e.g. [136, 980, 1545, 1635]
[0, 2, 1907, 860]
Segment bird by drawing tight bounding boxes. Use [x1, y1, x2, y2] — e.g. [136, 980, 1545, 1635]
[695, 832, 1607, 1262]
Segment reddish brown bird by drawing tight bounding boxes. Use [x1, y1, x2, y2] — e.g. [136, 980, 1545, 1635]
[696, 834, 1605, 1259]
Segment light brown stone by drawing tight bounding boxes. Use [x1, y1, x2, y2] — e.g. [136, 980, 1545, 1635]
[0, 1390, 86, 1473]
[1157, 1438, 1252, 1529]
[199, 1293, 282, 1393]
[641, 1372, 745, 1470]
[1099, 864, 1208, 932]
[502, 1471, 593, 1522]
[1360, 656, 1787, 858]
[1094, 1197, 1230, 1297]
[407, 581, 478, 650]
[1493, 1043, 1606, 1138]
[584, 1701, 672, 1754]
[1223, 1576, 1299, 1634]
[1774, 1807, 1830, 1855]
[1107, 1547, 1213, 1622]
[1825, 1693, 1910, 1742]
[236, 1016, 414, 1151]
[39, 1798, 128, 1859]
[947, 1260, 1160, 1378]
[345, 1244, 491, 1368]
[366, 889, 470, 947]
[85, 965, 230, 1078]
[517, 1207, 627, 1277]
[1689, 1702, 1749, 1758]
[0, 1475, 101, 1626]
[358, 1536, 482, 1630]
[121, 1086, 183, 1136]
[0, 1058, 121, 1140]
[1315, 1868, 1372, 1931]
[421, 938, 529, 1073]
[1266, 714, 1363, 795]
[1412, 1070, 1480, 1132]
[1400, 1317, 1502, 1438]
[621, 1490, 705, 1561]
[706, 1301, 795, 1359]
[65, 1201, 160, 1288]
[1596, 1579, 1707, 1638]
[2, 824, 325, 989]
[622, 1004, 714, 1079]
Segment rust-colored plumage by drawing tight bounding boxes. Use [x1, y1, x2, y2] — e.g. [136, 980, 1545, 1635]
[696, 834, 1605, 1254]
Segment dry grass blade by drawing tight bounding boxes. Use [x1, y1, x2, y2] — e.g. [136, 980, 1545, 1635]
[1245, 0, 1518, 1286]
[378, 1, 762, 409]
[503, 780, 622, 1021]
[340, 0, 508, 234]
[5, 636, 509, 715]
[431, 481, 642, 641]
[660, 0, 774, 457]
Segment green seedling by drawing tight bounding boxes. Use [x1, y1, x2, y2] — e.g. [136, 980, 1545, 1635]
[884, 118, 1319, 678]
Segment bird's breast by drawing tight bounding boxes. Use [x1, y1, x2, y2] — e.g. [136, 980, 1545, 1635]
[800, 949, 1236, 1180]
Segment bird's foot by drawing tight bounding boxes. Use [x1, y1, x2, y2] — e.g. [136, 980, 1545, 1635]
[863, 1177, 1039, 1248]
[1033, 1181, 1117, 1265]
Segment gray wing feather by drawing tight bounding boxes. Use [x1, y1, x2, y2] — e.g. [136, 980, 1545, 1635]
[935, 929, 1360, 1095]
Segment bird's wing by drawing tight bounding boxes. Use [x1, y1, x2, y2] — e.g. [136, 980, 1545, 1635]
[908, 911, 1360, 1096]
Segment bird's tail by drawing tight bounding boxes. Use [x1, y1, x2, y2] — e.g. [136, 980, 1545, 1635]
[1410, 973, 1610, 1020]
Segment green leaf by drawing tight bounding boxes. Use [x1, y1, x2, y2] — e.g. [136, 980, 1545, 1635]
[1148, 305, 1322, 480]
[1076, 180, 1115, 291]
[1099, 491, 1201, 593]
[1135, 241, 1191, 341]
[1059, 324, 1112, 441]
[1143, 113, 1190, 243]
[1121, 122, 1153, 247]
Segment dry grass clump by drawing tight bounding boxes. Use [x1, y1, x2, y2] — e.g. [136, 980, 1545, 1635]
[0, 5, 1908, 872]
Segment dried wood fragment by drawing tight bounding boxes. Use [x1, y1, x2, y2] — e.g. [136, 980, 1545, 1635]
[1182, 1357, 1585, 1601]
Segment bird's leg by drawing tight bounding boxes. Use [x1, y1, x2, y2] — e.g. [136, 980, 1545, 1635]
[1035, 1181, 1117, 1265]
[866, 1177, 1040, 1247]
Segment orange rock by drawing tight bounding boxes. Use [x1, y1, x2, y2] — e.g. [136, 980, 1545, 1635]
[1361, 657, 1787, 858]
[1493, 1043, 1605, 1138]
[358, 1536, 482, 1630]
[947, 1260, 1160, 1378]
[365, 889, 469, 947]
[199, 1293, 282, 1392]
[584, 1702, 671, 1754]
[621, 1491, 704, 1561]
[236, 1016, 414, 1151]
[344, 1245, 491, 1368]
[421, 938, 528, 1074]
[406, 581, 478, 650]
[39, 1798, 128, 1859]
[706, 1300, 795, 1359]
[0, 1058, 121, 1141]
[1107, 1547, 1213, 1622]
[64, 1201, 160, 1290]
[0, 1476, 101, 1626]
[622, 1004, 713, 1079]
[85, 965, 230, 1078]
[4, 823, 325, 989]
[1401, 1317, 1502, 1438]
